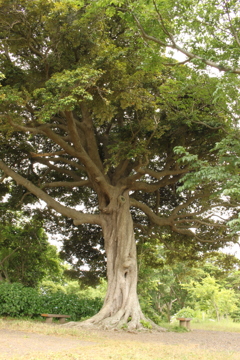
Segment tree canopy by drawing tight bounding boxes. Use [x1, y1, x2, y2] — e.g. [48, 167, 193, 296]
[0, 0, 238, 330]
[117, 0, 240, 233]
[121, 0, 240, 74]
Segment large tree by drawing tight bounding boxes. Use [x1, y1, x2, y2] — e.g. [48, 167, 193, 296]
[0, 0, 237, 329]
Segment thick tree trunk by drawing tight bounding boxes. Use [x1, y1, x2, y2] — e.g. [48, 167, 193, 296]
[81, 192, 146, 329]
[66, 193, 165, 331]
[87, 192, 145, 330]
[65, 191, 165, 330]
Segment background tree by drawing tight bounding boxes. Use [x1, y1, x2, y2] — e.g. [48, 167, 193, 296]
[0, 0, 237, 329]
[182, 275, 238, 321]
[137, 238, 240, 322]
[0, 210, 63, 286]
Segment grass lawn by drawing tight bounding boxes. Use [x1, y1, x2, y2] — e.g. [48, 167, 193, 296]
[0, 318, 239, 360]
[162, 318, 240, 333]
[191, 319, 240, 332]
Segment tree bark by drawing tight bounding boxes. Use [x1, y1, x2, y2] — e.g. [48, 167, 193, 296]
[66, 191, 164, 330]
[82, 191, 145, 329]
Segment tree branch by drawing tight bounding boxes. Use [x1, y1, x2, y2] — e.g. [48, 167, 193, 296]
[79, 104, 106, 172]
[131, 6, 240, 74]
[129, 174, 183, 192]
[42, 180, 90, 189]
[33, 156, 87, 174]
[134, 167, 189, 180]
[30, 150, 66, 158]
[176, 218, 226, 228]
[7, 116, 45, 135]
[0, 247, 20, 266]
[0, 160, 102, 226]
[31, 157, 84, 181]
[7, 112, 112, 198]
[130, 198, 170, 226]
[171, 196, 198, 216]
[223, 0, 240, 47]
[38, 125, 111, 195]
[65, 110, 85, 154]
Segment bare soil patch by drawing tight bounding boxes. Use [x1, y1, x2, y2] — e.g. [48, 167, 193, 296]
[98, 328, 240, 352]
[0, 325, 240, 359]
[0, 328, 95, 358]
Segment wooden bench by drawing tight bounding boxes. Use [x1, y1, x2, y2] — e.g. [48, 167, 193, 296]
[177, 317, 192, 330]
[41, 313, 70, 324]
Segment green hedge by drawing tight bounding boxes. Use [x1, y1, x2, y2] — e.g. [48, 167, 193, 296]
[0, 282, 103, 321]
[40, 292, 103, 321]
[0, 282, 41, 317]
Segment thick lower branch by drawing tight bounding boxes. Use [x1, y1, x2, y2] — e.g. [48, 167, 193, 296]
[32, 157, 84, 181]
[128, 174, 183, 192]
[42, 180, 90, 189]
[130, 198, 170, 226]
[0, 160, 102, 226]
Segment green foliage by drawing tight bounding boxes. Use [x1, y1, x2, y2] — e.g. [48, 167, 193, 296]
[0, 213, 65, 286]
[174, 129, 240, 234]
[0, 0, 235, 243]
[125, 0, 240, 74]
[60, 224, 106, 287]
[168, 325, 189, 333]
[77, 278, 107, 299]
[40, 291, 102, 321]
[34, 67, 103, 122]
[142, 307, 163, 326]
[39, 280, 68, 294]
[0, 282, 41, 317]
[231, 309, 240, 323]
[182, 276, 238, 320]
[140, 319, 152, 329]
[0, 0, 239, 328]
[138, 241, 240, 323]
[174, 307, 195, 319]
[127, 0, 240, 236]
[0, 282, 103, 320]
[40, 277, 107, 299]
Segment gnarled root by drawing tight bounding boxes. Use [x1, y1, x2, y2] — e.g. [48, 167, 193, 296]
[63, 305, 166, 332]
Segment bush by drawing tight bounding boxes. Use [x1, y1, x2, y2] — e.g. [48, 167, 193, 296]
[174, 307, 196, 319]
[231, 309, 240, 322]
[142, 306, 164, 325]
[0, 282, 103, 320]
[0, 282, 41, 317]
[40, 291, 103, 321]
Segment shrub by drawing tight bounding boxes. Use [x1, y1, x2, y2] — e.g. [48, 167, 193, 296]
[40, 291, 103, 321]
[231, 309, 240, 322]
[174, 307, 196, 319]
[0, 282, 41, 317]
[0, 282, 103, 321]
[142, 306, 163, 325]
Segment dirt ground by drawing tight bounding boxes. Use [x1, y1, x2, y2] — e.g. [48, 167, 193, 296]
[98, 328, 240, 352]
[0, 326, 240, 359]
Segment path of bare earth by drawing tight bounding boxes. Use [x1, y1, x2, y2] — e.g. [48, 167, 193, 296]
[0, 325, 240, 359]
